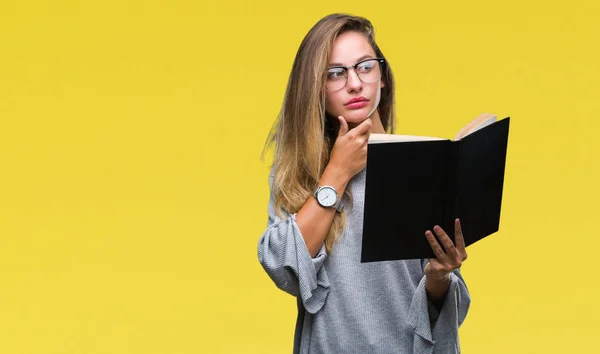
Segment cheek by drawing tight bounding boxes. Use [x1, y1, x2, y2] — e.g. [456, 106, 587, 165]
[325, 92, 342, 115]
[373, 80, 384, 103]
[373, 84, 382, 106]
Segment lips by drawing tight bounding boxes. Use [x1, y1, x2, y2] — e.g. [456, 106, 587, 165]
[344, 96, 369, 109]
[344, 97, 369, 106]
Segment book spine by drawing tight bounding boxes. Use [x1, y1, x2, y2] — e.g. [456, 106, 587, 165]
[443, 140, 462, 245]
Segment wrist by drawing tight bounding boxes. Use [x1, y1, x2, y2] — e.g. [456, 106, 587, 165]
[323, 162, 351, 185]
[426, 270, 452, 284]
[317, 166, 349, 204]
[424, 264, 452, 283]
[425, 277, 450, 310]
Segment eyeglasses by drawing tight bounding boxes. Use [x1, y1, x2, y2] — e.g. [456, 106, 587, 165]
[325, 58, 385, 91]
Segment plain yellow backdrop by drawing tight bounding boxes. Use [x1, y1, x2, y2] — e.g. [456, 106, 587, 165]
[1, 0, 599, 353]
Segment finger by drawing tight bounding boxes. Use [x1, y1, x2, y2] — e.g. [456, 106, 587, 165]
[425, 230, 449, 262]
[337, 116, 349, 137]
[425, 259, 451, 280]
[454, 218, 466, 251]
[433, 225, 456, 255]
[363, 122, 372, 140]
[425, 258, 442, 272]
[454, 218, 467, 260]
[353, 118, 372, 137]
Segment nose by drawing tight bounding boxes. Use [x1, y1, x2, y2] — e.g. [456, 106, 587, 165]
[346, 68, 362, 92]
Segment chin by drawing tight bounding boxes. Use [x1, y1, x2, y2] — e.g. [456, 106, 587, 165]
[343, 108, 374, 123]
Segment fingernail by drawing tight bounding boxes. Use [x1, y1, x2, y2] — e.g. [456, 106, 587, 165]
[433, 225, 441, 232]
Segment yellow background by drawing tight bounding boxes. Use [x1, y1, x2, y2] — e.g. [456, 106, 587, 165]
[1, 0, 598, 353]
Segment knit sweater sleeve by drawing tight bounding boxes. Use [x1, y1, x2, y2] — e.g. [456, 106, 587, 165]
[257, 172, 330, 314]
[407, 259, 471, 353]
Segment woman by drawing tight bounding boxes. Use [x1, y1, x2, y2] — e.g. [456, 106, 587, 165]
[258, 13, 470, 354]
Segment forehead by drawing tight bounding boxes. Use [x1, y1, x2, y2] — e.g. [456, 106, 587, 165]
[329, 31, 376, 65]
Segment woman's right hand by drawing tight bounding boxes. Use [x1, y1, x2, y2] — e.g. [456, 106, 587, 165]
[328, 115, 372, 180]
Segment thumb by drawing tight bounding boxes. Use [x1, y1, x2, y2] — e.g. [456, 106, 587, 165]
[337, 116, 349, 137]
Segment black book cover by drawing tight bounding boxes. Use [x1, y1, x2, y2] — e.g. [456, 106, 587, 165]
[360, 117, 510, 262]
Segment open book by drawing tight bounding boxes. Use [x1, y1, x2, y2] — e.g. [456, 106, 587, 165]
[360, 113, 510, 262]
[369, 112, 498, 143]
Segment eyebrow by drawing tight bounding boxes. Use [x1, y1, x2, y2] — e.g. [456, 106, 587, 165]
[328, 54, 374, 68]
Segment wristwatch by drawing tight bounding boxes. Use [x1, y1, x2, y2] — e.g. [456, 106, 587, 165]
[313, 185, 344, 212]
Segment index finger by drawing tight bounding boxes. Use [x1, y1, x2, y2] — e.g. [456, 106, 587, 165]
[351, 118, 372, 137]
[433, 225, 456, 254]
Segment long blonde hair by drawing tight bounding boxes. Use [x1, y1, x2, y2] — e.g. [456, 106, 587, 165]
[262, 13, 396, 253]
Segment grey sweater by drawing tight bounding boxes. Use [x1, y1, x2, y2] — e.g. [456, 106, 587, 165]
[258, 168, 470, 354]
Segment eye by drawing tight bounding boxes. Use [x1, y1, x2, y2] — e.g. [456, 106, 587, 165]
[357, 61, 375, 73]
[327, 68, 345, 80]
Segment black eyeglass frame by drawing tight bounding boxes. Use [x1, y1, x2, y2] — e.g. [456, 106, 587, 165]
[325, 58, 386, 91]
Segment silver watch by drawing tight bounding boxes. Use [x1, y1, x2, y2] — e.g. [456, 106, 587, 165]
[313, 185, 344, 212]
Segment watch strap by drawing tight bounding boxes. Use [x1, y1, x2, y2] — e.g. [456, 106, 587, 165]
[333, 197, 344, 212]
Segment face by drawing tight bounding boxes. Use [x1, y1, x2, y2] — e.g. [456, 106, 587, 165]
[325, 31, 384, 126]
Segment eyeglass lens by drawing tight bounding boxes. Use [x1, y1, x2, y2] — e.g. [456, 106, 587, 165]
[326, 59, 382, 91]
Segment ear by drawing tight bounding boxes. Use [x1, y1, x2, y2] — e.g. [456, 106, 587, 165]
[380, 80, 385, 88]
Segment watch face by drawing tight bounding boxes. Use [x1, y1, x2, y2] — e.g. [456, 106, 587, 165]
[317, 187, 337, 207]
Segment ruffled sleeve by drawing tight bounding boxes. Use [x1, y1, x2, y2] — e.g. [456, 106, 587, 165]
[257, 173, 330, 314]
[407, 260, 471, 353]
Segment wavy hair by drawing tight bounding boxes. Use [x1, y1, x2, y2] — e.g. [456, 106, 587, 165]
[262, 13, 396, 253]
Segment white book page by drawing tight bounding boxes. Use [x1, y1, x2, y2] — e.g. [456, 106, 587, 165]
[368, 133, 446, 144]
[465, 115, 496, 135]
[454, 113, 497, 140]
[368, 113, 498, 143]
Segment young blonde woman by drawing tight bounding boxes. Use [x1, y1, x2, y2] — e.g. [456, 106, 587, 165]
[258, 13, 470, 354]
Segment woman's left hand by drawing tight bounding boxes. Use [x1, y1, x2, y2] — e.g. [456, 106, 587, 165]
[424, 218, 468, 280]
